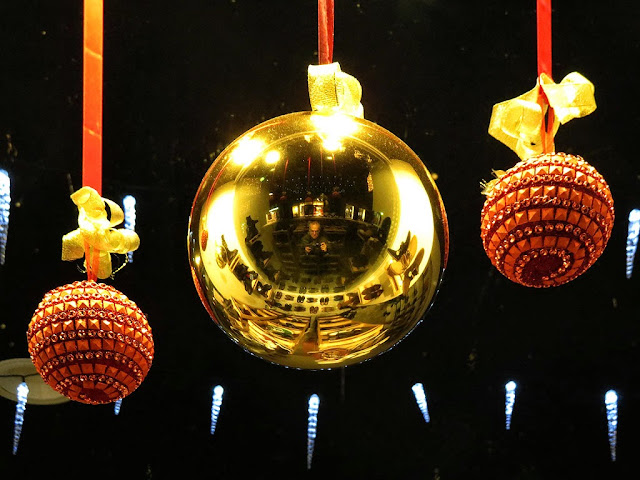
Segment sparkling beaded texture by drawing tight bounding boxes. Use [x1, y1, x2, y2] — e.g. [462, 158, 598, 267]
[481, 153, 614, 287]
[26, 280, 154, 404]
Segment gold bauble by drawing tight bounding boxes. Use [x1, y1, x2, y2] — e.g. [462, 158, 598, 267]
[188, 112, 448, 369]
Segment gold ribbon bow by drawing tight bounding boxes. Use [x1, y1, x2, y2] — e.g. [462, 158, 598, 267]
[62, 186, 140, 279]
[488, 72, 596, 160]
[308, 62, 364, 118]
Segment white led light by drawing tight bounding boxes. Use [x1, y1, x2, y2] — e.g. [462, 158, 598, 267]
[307, 393, 320, 470]
[626, 209, 640, 278]
[0, 168, 10, 265]
[122, 195, 137, 263]
[411, 383, 430, 423]
[114, 398, 122, 415]
[505, 381, 517, 430]
[12, 381, 29, 455]
[605, 390, 618, 462]
[210, 385, 224, 435]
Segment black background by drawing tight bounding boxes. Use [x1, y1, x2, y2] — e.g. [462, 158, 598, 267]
[1, 1, 640, 479]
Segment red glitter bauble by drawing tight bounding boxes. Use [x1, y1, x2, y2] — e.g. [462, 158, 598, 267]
[27, 281, 154, 404]
[480, 152, 614, 287]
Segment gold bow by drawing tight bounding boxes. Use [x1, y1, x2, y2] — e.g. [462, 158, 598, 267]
[62, 186, 140, 279]
[488, 72, 596, 160]
[308, 62, 364, 118]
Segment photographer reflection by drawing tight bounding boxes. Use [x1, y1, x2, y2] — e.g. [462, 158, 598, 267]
[302, 220, 329, 255]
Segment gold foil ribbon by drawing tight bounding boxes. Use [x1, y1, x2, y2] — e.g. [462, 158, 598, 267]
[62, 186, 140, 279]
[308, 62, 364, 118]
[488, 72, 596, 160]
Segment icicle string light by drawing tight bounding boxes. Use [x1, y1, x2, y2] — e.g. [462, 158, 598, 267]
[307, 393, 320, 470]
[12, 381, 29, 455]
[626, 209, 640, 279]
[605, 390, 618, 462]
[411, 383, 431, 423]
[123, 195, 137, 263]
[0, 168, 9, 265]
[505, 381, 517, 430]
[114, 398, 122, 415]
[210, 385, 224, 435]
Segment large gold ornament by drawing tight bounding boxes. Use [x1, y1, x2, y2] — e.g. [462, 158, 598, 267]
[188, 110, 448, 369]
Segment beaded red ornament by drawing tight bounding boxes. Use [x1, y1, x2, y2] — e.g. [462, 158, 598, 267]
[481, 152, 614, 287]
[482, 1, 613, 287]
[25, 2, 153, 404]
[27, 280, 154, 404]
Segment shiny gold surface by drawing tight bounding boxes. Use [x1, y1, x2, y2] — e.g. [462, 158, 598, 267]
[188, 112, 448, 369]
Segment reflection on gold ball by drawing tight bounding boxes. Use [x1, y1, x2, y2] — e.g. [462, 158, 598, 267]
[188, 112, 448, 369]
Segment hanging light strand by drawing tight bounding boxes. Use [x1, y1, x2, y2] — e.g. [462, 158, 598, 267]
[0, 169, 10, 265]
[411, 383, 431, 423]
[12, 381, 29, 455]
[210, 385, 224, 435]
[505, 381, 517, 430]
[626, 209, 640, 278]
[605, 390, 618, 462]
[123, 195, 137, 263]
[307, 393, 320, 470]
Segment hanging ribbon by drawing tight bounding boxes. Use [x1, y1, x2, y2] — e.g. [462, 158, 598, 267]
[536, 0, 554, 153]
[488, 72, 596, 160]
[62, 186, 140, 280]
[318, 0, 334, 65]
[537, 0, 552, 79]
[309, 1, 363, 118]
[83, 0, 103, 195]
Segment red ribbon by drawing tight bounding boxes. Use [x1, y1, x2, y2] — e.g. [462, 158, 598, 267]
[82, 0, 103, 281]
[83, 239, 99, 282]
[83, 0, 103, 195]
[536, 0, 554, 153]
[536, 0, 552, 78]
[318, 0, 334, 65]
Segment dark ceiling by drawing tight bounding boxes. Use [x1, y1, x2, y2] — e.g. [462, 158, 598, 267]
[1, 1, 640, 479]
